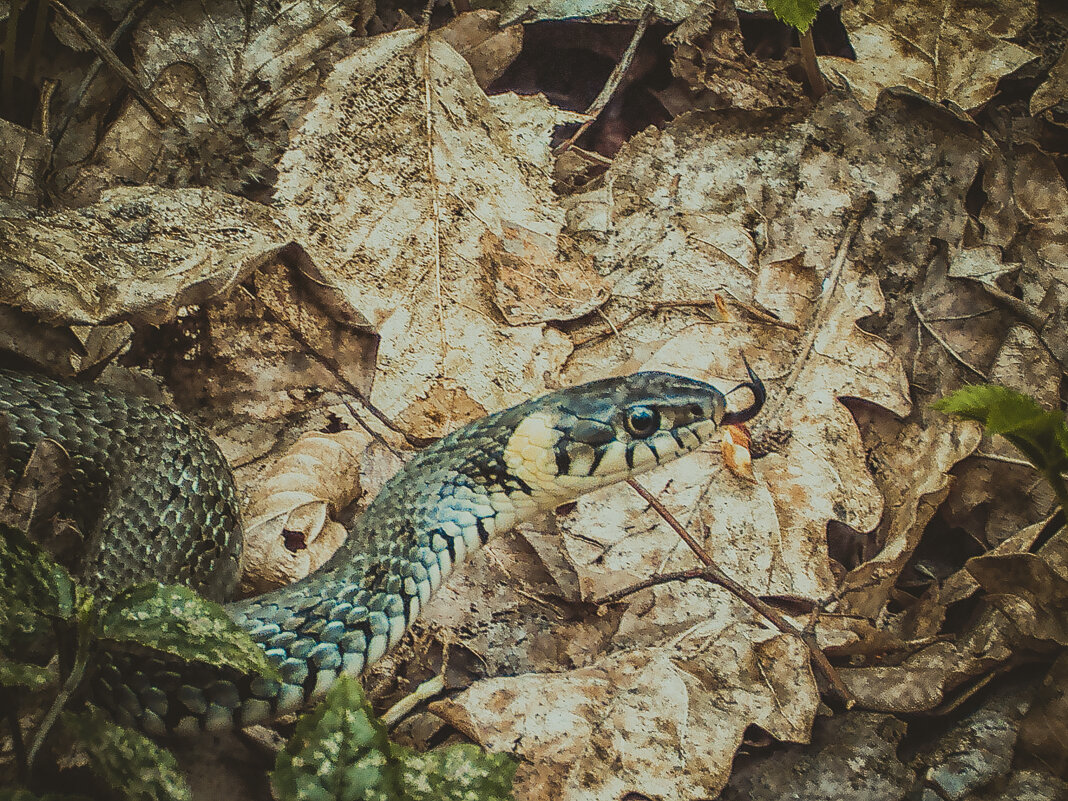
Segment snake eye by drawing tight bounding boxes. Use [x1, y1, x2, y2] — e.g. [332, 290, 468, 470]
[624, 406, 660, 438]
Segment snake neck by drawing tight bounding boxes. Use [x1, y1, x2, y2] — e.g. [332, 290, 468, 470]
[171, 403, 553, 733]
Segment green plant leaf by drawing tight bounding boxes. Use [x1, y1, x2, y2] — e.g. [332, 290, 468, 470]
[273, 675, 399, 801]
[0, 523, 77, 660]
[0, 657, 54, 689]
[764, 0, 820, 32]
[61, 707, 191, 801]
[0, 523, 76, 619]
[97, 583, 278, 680]
[934, 385, 1068, 474]
[272, 676, 517, 801]
[398, 744, 517, 801]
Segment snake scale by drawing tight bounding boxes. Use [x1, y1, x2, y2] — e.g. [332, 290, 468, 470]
[0, 366, 763, 735]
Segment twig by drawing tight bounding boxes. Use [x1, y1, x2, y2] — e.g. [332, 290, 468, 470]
[48, 0, 172, 127]
[382, 674, 446, 728]
[974, 451, 1035, 469]
[420, 13, 449, 379]
[762, 194, 872, 423]
[554, 6, 653, 155]
[53, 0, 148, 144]
[616, 479, 855, 708]
[573, 296, 797, 349]
[911, 297, 988, 381]
[35, 79, 56, 137]
[962, 277, 1048, 331]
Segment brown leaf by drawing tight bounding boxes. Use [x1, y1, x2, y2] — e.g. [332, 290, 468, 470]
[240, 429, 375, 594]
[667, 2, 806, 112]
[720, 424, 756, 482]
[0, 186, 292, 326]
[273, 29, 582, 436]
[1016, 650, 1068, 778]
[0, 118, 51, 209]
[437, 10, 523, 88]
[432, 634, 816, 801]
[146, 252, 380, 473]
[818, 0, 1037, 111]
[481, 224, 610, 325]
[967, 552, 1068, 647]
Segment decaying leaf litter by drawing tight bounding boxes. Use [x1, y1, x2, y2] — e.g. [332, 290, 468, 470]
[0, 0, 1067, 799]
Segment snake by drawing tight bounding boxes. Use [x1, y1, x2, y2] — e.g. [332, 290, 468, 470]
[0, 365, 764, 735]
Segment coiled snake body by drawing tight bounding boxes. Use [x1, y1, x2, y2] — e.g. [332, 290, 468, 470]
[0, 367, 763, 735]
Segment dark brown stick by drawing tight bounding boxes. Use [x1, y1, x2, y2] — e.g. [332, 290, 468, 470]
[613, 478, 855, 707]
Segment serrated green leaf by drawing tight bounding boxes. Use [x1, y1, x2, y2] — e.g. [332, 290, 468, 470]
[764, 0, 820, 32]
[398, 744, 517, 801]
[273, 677, 516, 801]
[0, 523, 77, 662]
[0, 657, 54, 689]
[97, 584, 278, 680]
[273, 676, 399, 801]
[934, 385, 1068, 474]
[61, 707, 190, 801]
[0, 523, 76, 619]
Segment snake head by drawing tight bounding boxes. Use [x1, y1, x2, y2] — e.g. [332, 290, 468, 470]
[502, 366, 765, 503]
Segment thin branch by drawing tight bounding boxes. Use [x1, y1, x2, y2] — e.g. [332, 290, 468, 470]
[911, 297, 988, 381]
[382, 674, 445, 728]
[617, 479, 855, 708]
[53, 0, 148, 144]
[762, 194, 872, 423]
[49, 0, 172, 127]
[573, 295, 798, 349]
[420, 21, 449, 379]
[554, 6, 652, 155]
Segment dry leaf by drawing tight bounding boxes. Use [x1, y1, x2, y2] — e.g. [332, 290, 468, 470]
[432, 633, 816, 801]
[437, 10, 523, 88]
[274, 29, 581, 433]
[1031, 42, 1068, 118]
[819, 0, 1037, 111]
[0, 118, 51, 209]
[667, 1, 806, 112]
[720, 424, 755, 482]
[0, 186, 292, 326]
[480, 224, 610, 325]
[241, 429, 374, 594]
[58, 0, 367, 200]
[1016, 651, 1068, 778]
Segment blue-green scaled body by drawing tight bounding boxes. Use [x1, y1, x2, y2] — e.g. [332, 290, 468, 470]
[0, 367, 763, 734]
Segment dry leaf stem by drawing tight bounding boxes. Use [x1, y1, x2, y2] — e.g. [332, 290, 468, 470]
[574, 296, 797, 349]
[605, 478, 855, 707]
[911, 296, 988, 380]
[554, 5, 653, 154]
[49, 0, 172, 127]
[419, 11, 449, 375]
[763, 194, 871, 424]
[52, 0, 149, 143]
